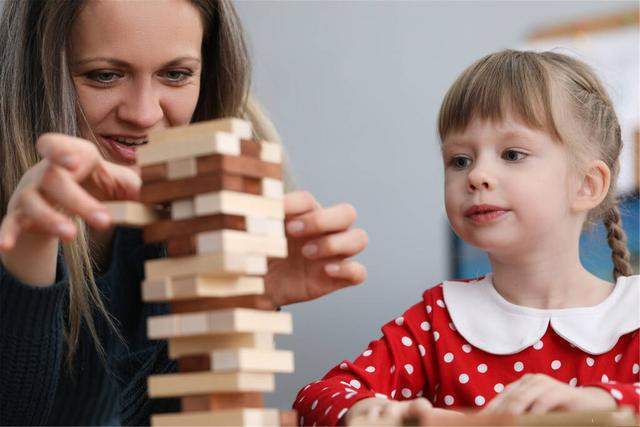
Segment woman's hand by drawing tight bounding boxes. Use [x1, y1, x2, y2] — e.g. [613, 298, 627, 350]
[481, 374, 617, 415]
[0, 133, 141, 250]
[264, 191, 368, 308]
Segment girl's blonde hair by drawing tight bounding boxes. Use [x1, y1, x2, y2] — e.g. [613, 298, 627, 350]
[0, 0, 282, 363]
[437, 49, 632, 280]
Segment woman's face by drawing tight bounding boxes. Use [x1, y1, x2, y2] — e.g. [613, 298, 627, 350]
[69, 0, 204, 165]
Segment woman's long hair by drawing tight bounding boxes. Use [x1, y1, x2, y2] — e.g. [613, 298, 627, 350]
[0, 0, 282, 362]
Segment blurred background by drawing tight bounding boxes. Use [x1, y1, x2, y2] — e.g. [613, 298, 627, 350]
[234, 1, 639, 409]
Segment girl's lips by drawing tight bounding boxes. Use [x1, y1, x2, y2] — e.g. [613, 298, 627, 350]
[466, 209, 509, 224]
[98, 135, 139, 164]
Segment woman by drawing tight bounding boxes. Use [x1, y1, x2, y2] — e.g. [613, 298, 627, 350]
[0, 0, 368, 424]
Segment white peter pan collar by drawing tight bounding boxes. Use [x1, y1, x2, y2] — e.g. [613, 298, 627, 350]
[442, 274, 640, 355]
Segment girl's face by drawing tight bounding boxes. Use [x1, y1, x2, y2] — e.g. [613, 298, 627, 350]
[69, 0, 204, 165]
[443, 114, 578, 256]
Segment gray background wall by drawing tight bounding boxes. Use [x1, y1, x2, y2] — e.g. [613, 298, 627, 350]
[234, 0, 636, 409]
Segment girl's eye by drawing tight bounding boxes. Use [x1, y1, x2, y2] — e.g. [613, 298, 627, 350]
[162, 70, 193, 83]
[450, 156, 472, 169]
[502, 149, 527, 162]
[87, 70, 122, 84]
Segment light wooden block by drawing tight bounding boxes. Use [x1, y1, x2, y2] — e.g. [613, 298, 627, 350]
[168, 230, 287, 258]
[148, 371, 274, 397]
[260, 141, 282, 163]
[150, 118, 252, 144]
[169, 294, 274, 313]
[105, 201, 159, 226]
[142, 276, 265, 302]
[171, 199, 196, 220]
[195, 190, 284, 219]
[246, 216, 285, 237]
[151, 408, 279, 427]
[144, 252, 267, 280]
[148, 308, 293, 339]
[138, 131, 240, 167]
[169, 333, 275, 359]
[183, 348, 294, 373]
[167, 157, 197, 180]
[261, 178, 284, 199]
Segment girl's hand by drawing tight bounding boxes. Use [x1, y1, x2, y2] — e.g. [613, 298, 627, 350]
[481, 374, 617, 415]
[264, 191, 368, 308]
[0, 133, 141, 251]
[346, 397, 434, 426]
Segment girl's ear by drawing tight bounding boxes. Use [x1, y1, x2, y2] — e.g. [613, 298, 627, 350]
[572, 160, 611, 213]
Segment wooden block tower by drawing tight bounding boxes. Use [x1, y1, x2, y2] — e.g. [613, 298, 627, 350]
[108, 118, 296, 426]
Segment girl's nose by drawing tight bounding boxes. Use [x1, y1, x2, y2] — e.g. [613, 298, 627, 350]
[467, 165, 496, 192]
[117, 81, 163, 129]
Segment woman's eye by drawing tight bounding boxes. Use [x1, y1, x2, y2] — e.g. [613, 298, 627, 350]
[162, 70, 193, 83]
[502, 149, 527, 162]
[451, 156, 472, 169]
[87, 71, 121, 84]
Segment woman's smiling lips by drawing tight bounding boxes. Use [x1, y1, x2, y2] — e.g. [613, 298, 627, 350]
[464, 204, 510, 224]
[97, 134, 148, 164]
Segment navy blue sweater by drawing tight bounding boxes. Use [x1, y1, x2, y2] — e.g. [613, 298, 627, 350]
[0, 227, 179, 425]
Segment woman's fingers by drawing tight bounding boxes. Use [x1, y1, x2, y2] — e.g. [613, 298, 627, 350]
[283, 191, 321, 218]
[36, 133, 102, 179]
[87, 160, 142, 201]
[301, 228, 368, 260]
[287, 202, 356, 238]
[39, 164, 111, 229]
[324, 259, 367, 285]
[0, 189, 77, 251]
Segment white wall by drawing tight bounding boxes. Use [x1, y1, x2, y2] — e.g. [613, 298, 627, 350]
[234, 0, 636, 409]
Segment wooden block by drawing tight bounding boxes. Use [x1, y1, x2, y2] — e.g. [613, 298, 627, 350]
[167, 157, 197, 180]
[240, 139, 262, 158]
[148, 371, 274, 397]
[143, 213, 246, 243]
[166, 230, 287, 258]
[171, 198, 196, 220]
[177, 348, 294, 373]
[151, 408, 280, 427]
[195, 191, 284, 219]
[262, 178, 284, 199]
[148, 308, 292, 339]
[138, 131, 240, 167]
[246, 217, 285, 237]
[142, 276, 265, 302]
[141, 173, 262, 204]
[144, 252, 267, 280]
[150, 118, 252, 144]
[279, 410, 298, 427]
[168, 333, 275, 359]
[260, 141, 283, 163]
[181, 392, 264, 412]
[170, 294, 274, 313]
[141, 154, 283, 184]
[105, 201, 160, 226]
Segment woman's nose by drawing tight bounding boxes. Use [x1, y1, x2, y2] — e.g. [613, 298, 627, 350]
[117, 80, 163, 129]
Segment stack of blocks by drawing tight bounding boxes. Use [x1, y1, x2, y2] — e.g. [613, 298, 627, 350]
[106, 118, 296, 426]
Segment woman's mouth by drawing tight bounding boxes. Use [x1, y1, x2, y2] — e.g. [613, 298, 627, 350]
[98, 135, 148, 163]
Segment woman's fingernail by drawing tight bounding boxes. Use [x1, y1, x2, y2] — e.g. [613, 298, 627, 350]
[302, 244, 318, 257]
[57, 222, 75, 236]
[325, 263, 340, 274]
[61, 155, 77, 168]
[91, 211, 110, 226]
[287, 220, 304, 234]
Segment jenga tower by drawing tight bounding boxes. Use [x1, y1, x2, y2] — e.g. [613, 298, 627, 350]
[116, 118, 295, 426]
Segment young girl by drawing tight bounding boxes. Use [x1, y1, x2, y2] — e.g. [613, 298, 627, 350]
[293, 50, 639, 426]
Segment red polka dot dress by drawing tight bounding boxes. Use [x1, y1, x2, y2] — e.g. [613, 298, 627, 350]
[293, 275, 640, 426]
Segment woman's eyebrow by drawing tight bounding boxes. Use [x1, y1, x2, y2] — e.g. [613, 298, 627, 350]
[70, 56, 201, 67]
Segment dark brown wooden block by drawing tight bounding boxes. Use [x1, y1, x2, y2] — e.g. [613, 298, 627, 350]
[170, 294, 274, 314]
[180, 393, 264, 412]
[240, 139, 261, 158]
[141, 174, 262, 204]
[142, 214, 246, 243]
